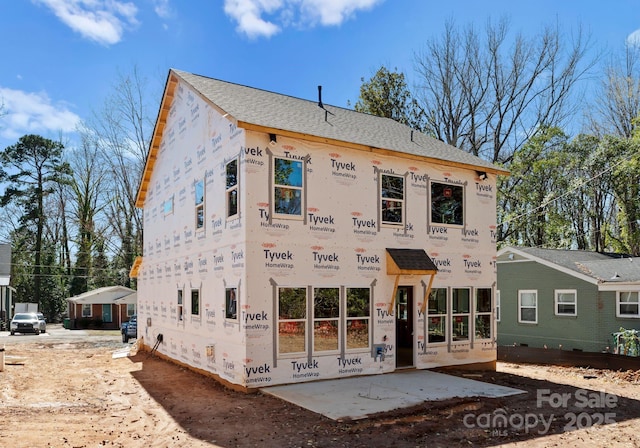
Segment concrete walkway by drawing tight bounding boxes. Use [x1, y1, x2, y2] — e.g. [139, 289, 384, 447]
[261, 369, 525, 421]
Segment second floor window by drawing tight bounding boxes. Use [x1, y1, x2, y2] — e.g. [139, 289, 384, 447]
[273, 158, 303, 218]
[226, 159, 239, 218]
[380, 174, 404, 225]
[431, 182, 464, 226]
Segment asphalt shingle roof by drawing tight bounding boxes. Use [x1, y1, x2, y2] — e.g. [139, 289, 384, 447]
[512, 247, 640, 283]
[174, 69, 505, 173]
[386, 248, 438, 272]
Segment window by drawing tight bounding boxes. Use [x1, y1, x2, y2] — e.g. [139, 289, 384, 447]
[126, 303, 136, 317]
[273, 158, 303, 217]
[177, 289, 183, 321]
[226, 159, 239, 218]
[225, 287, 237, 319]
[427, 288, 447, 343]
[195, 180, 205, 230]
[346, 287, 370, 350]
[431, 182, 464, 225]
[380, 174, 404, 225]
[82, 304, 92, 317]
[555, 290, 577, 316]
[475, 288, 492, 339]
[278, 287, 307, 354]
[617, 291, 640, 318]
[496, 290, 501, 322]
[452, 288, 470, 341]
[163, 196, 174, 216]
[518, 290, 538, 323]
[313, 288, 339, 352]
[191, 289, 200, 316]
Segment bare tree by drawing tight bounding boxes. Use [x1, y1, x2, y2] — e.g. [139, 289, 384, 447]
[83, 65, 159, 286]
[414, 17, 596, 164]
[590, 44, 640, 138]
[67, 126, 110, 294]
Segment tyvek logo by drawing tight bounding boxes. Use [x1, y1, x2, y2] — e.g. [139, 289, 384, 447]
[311, 245, 340, 275]
[463, 254, 482, 280]
[355, 248, 381, 277]
[351, 212, 377, 241]
[263, 243, 294, 271]
[462, 226, 480, 248]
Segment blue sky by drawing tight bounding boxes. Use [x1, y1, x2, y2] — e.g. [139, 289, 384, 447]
[0, 0, 639, 151]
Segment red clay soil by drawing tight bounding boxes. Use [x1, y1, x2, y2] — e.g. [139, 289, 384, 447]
[1, 339, 639, 447]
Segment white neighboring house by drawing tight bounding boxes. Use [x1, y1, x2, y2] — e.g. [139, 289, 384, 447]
[131, 69, 508, 391]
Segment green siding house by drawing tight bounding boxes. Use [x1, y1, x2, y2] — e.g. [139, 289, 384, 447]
[497, 246, 640, 353]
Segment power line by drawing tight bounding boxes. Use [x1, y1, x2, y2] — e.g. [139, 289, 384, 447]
[499, 145, 637, 226]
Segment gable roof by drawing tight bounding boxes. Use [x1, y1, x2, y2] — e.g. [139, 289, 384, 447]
[136, 69, 508, 206]
[497, 246, 640, 287]
[67, 286, 137, 305]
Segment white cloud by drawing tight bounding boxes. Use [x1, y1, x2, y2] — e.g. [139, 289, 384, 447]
[223, 0, 382, 38]
[299, 0, 380, 26]
[0, 87, 81, 141]
[33, 0, 139, 45]
[224, 0, 282, 39]
[627, 29, 640, 48]
[152, 0, 172, 19]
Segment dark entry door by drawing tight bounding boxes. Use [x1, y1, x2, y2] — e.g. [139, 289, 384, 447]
[396, 286, 414, 368]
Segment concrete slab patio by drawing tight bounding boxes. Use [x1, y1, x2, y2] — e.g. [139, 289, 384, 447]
[261, 369, 525, 421]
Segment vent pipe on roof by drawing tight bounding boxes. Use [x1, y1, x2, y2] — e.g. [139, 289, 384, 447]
[318, 85, 324, 108]
[411, 130, 414, 142]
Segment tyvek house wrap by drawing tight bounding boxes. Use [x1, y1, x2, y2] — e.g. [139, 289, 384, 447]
[135, 72, 501, 389]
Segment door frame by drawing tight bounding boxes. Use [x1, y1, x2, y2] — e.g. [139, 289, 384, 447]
[395, 285, 414, 368]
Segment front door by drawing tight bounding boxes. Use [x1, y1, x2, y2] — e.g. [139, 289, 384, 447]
[396, 286, 414, 368]
[102, 304, 112, 323]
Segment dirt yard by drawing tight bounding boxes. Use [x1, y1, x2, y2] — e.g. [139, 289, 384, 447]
[1, 335, 640, 448]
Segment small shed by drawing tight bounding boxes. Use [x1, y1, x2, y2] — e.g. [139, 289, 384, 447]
[67, 286, 137, 330]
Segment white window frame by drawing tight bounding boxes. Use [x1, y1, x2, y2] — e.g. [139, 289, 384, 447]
[475, 287, 493, 340]
[195, 179, 205, 230]
[126, 303, 136, 317]
[518, 290, 538, 324]
[277, 287, 308, 356]
[225, 158, 239, 219]
[312, 287, 340, 355]
[177, 289, 183, 321]
[616, 291, 640, 318]
[427, 287, 447, 344]
[451, 288, 471, 341]
[496, 290, 501, 322]
[163, 196, 174, 216]
[82, 303, 92, 318]
[191, 288, 200, 316]
[272, 157, 304, 220]
[554, 289, 577, 316]
[380, 173, 405, 227]
[430, 181, 465, 226]
[345, 287, 371, 352]
[225, 287, 238, 320]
